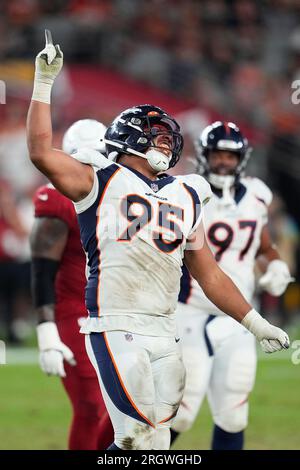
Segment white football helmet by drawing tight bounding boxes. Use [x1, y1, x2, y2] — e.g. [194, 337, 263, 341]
[62, 119, 107, 155]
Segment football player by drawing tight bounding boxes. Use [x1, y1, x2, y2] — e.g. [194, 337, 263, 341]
[30, 118, 114, 450]
[26, 31, 290, 450]
[171, 121, 294, 450]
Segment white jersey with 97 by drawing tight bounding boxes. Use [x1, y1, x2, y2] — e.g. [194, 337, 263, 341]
[179, 177, 273, 314]
[74, 150, 212, 337]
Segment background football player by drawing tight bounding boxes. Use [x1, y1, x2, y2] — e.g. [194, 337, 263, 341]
[26, 32, 290, 451]
[30, 118, 113, 450]
[171, 121, 293, 450]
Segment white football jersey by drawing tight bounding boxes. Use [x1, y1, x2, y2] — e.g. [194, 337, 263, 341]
[179, 176, 273, 315]
[74, 150, 212, 337]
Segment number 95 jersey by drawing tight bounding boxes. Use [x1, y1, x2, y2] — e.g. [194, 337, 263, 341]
[74, 151, 212, 337]
[179, 177, 273, 315]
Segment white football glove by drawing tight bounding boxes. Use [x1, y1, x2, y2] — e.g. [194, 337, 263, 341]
[32, 29, 63, 104]
[259, 260, 294, 297]
[241, 309, 290, 354]
[36, 322, 76, 377]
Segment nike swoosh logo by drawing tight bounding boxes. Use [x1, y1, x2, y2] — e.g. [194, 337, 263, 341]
[175, 337, 180, 343]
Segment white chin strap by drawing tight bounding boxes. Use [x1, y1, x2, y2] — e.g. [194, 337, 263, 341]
[208, 173, 235, 207]
[104, 139, 170, 172]
[144, 149, 170, 172]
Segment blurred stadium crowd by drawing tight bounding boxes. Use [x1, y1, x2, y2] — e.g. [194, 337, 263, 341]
[0, 0, 300, 343]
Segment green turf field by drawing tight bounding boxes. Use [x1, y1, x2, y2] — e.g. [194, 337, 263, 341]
[0, 354, 299, 450]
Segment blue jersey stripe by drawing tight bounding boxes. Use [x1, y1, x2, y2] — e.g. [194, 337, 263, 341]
[178, 264, 192, 304]
[204, 314, 216, 356]
[77, 164, 119, 317]
[182, 183, 201, 229]
[90, 332, 155, 427]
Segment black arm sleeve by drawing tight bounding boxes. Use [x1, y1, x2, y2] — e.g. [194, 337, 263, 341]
[31, 257, 60, 308]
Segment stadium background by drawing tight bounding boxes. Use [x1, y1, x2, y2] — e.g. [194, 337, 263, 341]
[0, 0, 300, 450]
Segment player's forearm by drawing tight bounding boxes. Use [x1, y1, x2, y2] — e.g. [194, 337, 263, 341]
[186, 250, 290, 350]
[27, 100, 53, 163]
[199, 264, 251, 322]
[31, 257, 60, 320]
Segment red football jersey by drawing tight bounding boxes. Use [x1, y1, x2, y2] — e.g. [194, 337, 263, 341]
[33, 184, 87, 320]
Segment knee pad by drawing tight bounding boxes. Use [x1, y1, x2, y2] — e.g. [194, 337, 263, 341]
[171, 363, 206, 433]
[115, 422, 156, 450]
[155, 358, 186, 410]
[210, 345, 256, 433]
[155, 357, 186, 432]
[214, 401, 249, 434]
[171, 346, 211, 434]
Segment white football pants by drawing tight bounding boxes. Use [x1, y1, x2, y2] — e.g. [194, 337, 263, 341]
[172, 302, 257, 434]
[85, 330, 185, 450]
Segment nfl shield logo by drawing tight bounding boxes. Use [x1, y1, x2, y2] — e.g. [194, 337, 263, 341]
[125, 333, 133, 342]
[151, 183, 159, 192]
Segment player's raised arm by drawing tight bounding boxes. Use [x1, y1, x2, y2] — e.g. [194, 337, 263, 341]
[27, 30, 94, 202]
[184, 222, 290, 353]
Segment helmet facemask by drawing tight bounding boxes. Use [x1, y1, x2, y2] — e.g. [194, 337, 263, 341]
[104, 105, 184, 172]
[195, 121, 252, 185]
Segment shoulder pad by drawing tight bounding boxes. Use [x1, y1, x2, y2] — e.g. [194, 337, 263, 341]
[178, 174, 212, 206]
[242, 177, 273, 206]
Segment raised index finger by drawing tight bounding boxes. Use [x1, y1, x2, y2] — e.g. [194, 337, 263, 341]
[45, 29, 53, 46]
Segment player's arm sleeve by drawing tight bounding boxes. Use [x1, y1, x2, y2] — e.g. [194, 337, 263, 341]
[32, 187, 70, 315]
[30, 217, 68, 321]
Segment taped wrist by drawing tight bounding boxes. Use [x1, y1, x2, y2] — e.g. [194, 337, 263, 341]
[32, 74, 54, 104]
[241, 308, 270, 341]
[31, 257, 59, 308]
[36, 321, 61, 351]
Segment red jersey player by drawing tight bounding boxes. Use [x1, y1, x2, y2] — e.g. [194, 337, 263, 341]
[30, 119, 113, 450]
